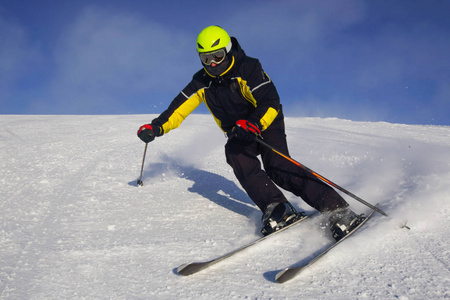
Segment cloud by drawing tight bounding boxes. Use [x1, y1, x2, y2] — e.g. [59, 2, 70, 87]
[225, 1, 365, 60]
[0, 14, 40, 111]
[40, 6, 198, 114]
[3, 0, 449, 124]
[220, 0, 450, 124]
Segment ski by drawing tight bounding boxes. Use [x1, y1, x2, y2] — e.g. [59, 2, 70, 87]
[275, 206, 377, 284]
[177, 213, 310, 276]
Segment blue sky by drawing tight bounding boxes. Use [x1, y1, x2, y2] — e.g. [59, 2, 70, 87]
[1, 0, 449, 125]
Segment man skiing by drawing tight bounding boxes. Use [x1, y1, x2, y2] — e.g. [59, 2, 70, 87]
[137, 25, 362, 240]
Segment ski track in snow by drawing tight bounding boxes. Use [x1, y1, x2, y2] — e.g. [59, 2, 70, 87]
[1, 114, 449, 299]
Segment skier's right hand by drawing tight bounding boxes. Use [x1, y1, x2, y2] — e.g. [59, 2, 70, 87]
[137, 124, 156, 143]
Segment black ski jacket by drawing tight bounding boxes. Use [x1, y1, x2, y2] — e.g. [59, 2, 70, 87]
[151, 37, 282, 136]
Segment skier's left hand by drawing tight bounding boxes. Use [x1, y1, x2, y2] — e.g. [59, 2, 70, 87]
[230, 120, 261, 141]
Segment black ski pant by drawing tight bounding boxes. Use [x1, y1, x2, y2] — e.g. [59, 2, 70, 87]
[225, 117, 348, 213]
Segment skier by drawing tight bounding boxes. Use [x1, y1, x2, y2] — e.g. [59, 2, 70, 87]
[137, 25, 363, 240]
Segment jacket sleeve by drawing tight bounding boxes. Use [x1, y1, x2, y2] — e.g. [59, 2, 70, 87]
[244, 59, 281, 131]
[151, 79, 204, 135]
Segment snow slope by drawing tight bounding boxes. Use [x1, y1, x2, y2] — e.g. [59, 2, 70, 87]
[1, 114, 449, 299]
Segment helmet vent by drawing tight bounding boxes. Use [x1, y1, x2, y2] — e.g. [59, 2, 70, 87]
[197, 43, 204, 50]
[211, 39, 220, 48]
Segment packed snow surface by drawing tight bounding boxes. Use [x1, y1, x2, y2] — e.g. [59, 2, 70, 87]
[1, 114, 449, 299]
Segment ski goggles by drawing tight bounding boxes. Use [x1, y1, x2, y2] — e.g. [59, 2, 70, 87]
[199, 48, 226, 66]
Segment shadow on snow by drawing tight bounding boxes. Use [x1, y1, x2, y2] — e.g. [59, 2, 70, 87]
[130, 155, 258, 218]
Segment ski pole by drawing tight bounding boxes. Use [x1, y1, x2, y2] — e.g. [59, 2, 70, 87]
[137, 143, 148, 187]
[255, 138, 388, 217]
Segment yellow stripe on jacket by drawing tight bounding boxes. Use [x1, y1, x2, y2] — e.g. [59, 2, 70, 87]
[161, 91, 204, 134]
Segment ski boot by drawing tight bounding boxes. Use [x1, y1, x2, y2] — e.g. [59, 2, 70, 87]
[328, 207, 365, 241]
[261, 202, 304, 236]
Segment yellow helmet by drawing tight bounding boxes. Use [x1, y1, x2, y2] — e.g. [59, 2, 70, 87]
[196, 26, 231, 53]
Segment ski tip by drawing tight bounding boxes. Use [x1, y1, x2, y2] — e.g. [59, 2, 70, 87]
[275, 268, 288, 283]
[177, 262, 207, 276]
[275, 268, 298, 284]
[176, 263, 191, 276]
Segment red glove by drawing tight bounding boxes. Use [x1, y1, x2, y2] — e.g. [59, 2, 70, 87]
[231, 120, 261, 141]
[137, 124, 156, 143]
